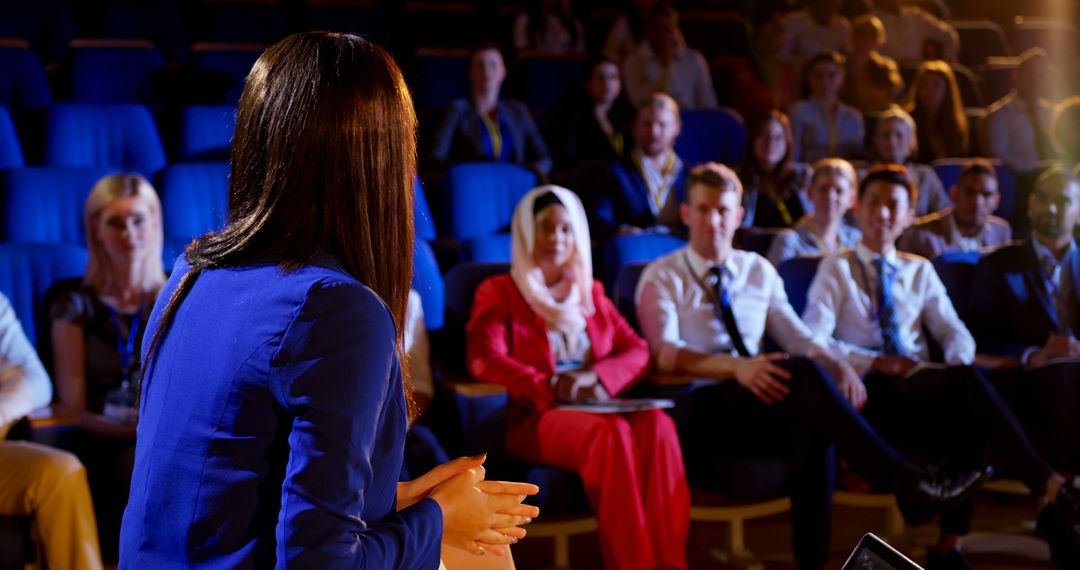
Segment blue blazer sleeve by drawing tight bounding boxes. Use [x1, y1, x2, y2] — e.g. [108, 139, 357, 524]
[269, 279, 442, 569]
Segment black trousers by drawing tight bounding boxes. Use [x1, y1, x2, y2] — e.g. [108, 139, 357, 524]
[991, 361, 1080, 476]
[863, 365, 1054, 535]
[684, 357, 916, 570]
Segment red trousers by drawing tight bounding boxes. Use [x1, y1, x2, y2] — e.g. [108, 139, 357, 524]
[507, 408, 689, 570]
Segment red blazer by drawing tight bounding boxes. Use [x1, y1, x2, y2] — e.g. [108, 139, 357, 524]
[466, 274, 651, 413]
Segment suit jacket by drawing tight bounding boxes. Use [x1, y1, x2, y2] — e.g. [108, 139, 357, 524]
[466, 274, 650, 414]
[120, 255, 441, 569]
[968, 238, 1080, 359]
[898, 207, 1012, 260]
[428, 98, 552, 176]
[591, 154, 689, 240]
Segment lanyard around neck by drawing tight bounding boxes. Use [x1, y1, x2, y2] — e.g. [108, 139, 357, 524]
[107, 305, 143, 383]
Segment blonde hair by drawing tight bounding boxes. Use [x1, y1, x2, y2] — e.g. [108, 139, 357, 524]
[83, 173, 166, 296]
[811, 158, 857, 190]
[875, 105, 918, 157]
[851, 14, 887, 46]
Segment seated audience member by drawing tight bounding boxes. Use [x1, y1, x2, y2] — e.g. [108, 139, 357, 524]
[1052, 96, 1080, 167]
[621, 5, 717, 111]
[898, 158, 1011, 259]
[401, 289, 450, 480]
[768, 158, 862, 266]
[790, 51, 865, 162]
[869, 106, 950, 216]
[467, 186, 690, 570]
[904, 61, 969, 163]
[873, 0, 958, 63]
[733, 9, 799, 121]
[50, 173, 165, 558]
[636, 162, 990, 570]
[0, 292, 102, 570]
[779, 0, 852, 63]
[841, 15, 903, 115]
[981, 48, 1059, 175]
[512, 0, 585, 56]
[969, 170, 1080, 551]
[429, 42, 552, 178]
[602, 0, 660, 63]
[803, 164, 1080, 569]
[738, 111, 812, 229]
[548, 57, 635, 171]
[592, 93, 687, 239]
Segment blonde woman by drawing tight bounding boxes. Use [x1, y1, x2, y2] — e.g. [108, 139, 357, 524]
[767, 158, 862, 266]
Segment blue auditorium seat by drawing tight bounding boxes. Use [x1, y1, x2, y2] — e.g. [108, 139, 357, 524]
[931, 158, 1017, 220]
[777, 256, 823, 317]
[158, 162, 229, 242]
[188, 45, 264, 104]
[412, 239, 445, 332]
[0, 243, 88, 347]
[414, 177, 436, 242]
[44, 103, 166, 175]
[931, 250, 981, 325]
[69, 42, 165, 104]
[0, 2, 76, 64]
[738, 227, 780, 258]
[99, 1, 189, 62]
[179, 104, 235, 161]
[613, 261, 649, 333]
[602, 233, 686, 288]
[1, 166, 112, 245]
[0, 45, 52, 109]
[675, 107, 746, 167]
[0, 106, 24, 168]
[197, 2, 288, 44]
[412, 49, 470, 112]
[463, 233, 511, 263]
[442, 163, 537, 241]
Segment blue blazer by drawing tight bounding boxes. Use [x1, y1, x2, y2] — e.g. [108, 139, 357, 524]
[969, 238, 1080, 359]
[428, 98, 552, 176]
[591, 156, 689, 240]
[120, 254, 442, 569]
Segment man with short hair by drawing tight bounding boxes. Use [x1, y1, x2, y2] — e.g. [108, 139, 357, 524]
[968, 168, 1080, 568]
[636, 162, 988, 570]
[804, 164, 1079, 570]
[981, 48, 1058, 175]
[592, 92, 687, 239]
[898, 159, 1012, 259]
[0, 292, 102, 570]
[621, 6, 717, 111]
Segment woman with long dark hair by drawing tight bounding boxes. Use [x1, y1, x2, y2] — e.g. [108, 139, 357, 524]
[904, 60, 969, 162]
[739, 111, 813, 229]
[119, 33, 538, 567]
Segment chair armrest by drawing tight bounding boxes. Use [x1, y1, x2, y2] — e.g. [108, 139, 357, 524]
[644, 372, 696, 386]
[973, 353, 1022, 371]
[28, 405, 79, 431]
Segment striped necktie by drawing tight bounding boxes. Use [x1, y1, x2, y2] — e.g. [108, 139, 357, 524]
[873, 258, 908, 356]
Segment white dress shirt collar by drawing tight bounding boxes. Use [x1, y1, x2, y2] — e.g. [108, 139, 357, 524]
[685, 245, 734, 281]
[855, 241, 897, 267]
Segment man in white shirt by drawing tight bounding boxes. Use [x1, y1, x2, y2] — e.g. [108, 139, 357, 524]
[980, 48, 1058, 176]
[636, 162, 987, 570]
[898, 159, 1012, 259]
[0, 292, 102, 570]
[779, 0, 852, 62]
[621, 6, 718, 111]
[873, 0, 959, 63]
[804, 164, 1078, 570]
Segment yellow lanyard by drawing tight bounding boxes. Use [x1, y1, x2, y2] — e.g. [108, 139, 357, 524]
[609, 132, 624, 158]
[633, 151, 677, 212]
[480, 112, 502, 160]
[762, 180, 794, 227]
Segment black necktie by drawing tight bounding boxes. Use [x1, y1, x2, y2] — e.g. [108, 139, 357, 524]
[709, 267, 751, 357]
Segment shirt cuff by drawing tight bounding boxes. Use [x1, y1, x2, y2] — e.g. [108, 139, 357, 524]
[1020, 346, 1040, 367]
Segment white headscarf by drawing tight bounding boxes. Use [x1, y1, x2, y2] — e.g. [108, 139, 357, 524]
[510, 185, 596, 334]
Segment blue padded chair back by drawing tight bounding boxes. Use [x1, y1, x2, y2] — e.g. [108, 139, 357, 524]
[602, 233, 686, 288]
[100, 3, 189, 62]
[45, 103, 166, 175]
[777, 256, 823, 317]
[463, 233, 512, 263]
[511, 56, 588, 114]
[413, 49, 470, 112]
[0, 46, 52, 109]
[738, 228, 779, 258]
[200, 3, 288, 44]
[0, 106, 23, 168]
[159, 162, 229, 242]
[443, 163, 537, 240]
[414, 176, 436, 241]
[675, 107, 746, 167]
[1, 166, 112, 245]
[613, 261, 649, 333]
[443, 262, 511, 373]
[188, 46, 264, 104]
[931, 250, 981, 324]
[179, 105, 234, 161]
[69, 44, 165, 104]
[411, 239, 445, 332]
[0, 243, 87, 347]
[931, 158, 1016, 220]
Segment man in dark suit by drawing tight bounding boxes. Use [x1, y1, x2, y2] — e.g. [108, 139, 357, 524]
[590, 92, 689, 240]
[898, 159, 1012, 259]
[969, 164, 1080, 567]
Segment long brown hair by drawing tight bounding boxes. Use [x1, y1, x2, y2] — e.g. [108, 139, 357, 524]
[904, 61, 969, 159]
[141, 32, 416, 407]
